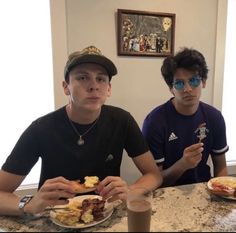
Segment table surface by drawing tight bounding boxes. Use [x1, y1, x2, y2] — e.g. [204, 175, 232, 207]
[0, 182, 236, 232]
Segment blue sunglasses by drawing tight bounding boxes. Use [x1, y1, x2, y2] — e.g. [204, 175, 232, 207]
[173, 75, 202, 91]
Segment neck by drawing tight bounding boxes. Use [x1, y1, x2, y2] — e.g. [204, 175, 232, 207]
[66, 104, 101, 124]
[172, 99, 199, 116]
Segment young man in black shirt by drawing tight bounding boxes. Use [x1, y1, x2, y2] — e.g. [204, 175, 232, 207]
[0, 46, 162, 216]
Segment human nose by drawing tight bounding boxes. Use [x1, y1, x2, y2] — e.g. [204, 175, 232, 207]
[183, 81, 192, 92]
[87, 78, 99, 92]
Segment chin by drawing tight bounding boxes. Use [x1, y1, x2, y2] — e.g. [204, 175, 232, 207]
[85, 103, 103, 111]
[183, 99, 198, 107]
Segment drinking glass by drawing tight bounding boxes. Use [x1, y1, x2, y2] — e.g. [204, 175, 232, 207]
[127, 187, 153, 232]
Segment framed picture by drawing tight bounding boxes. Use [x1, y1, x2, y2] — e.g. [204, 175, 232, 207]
[117, 9, 175, 57]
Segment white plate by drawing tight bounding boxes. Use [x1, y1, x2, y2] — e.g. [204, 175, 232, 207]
[207, 176, 236, 200]
[50, 195, 113, 229]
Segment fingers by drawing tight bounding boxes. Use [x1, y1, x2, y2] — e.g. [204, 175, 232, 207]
[185, 143, 204, 153]
[43, 176, 71, 185]
[32, 177, 76, 212]
[97, 176, 128, 201]
[40, 176, 75, 193]
[97, 176, 126, 192]
[101, 185, 127, 200]
[194, 155, 202, 164]
[40, 182, 74, 194]
[184, 143, 204, 158]
[106, 192, 127, 203]
[182, 143, 204, 169]
[39, 189, 75, 201]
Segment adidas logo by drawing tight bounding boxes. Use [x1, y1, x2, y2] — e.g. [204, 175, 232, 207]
[168, 132, 178, 141]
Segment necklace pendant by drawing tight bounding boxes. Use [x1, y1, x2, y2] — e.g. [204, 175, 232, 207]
[77, 136, 85, 146]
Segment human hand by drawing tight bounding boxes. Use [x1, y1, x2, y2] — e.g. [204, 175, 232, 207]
[96, 176, 128, 202]
[24, 177, 76, 214]
[181, 143, 204, 170]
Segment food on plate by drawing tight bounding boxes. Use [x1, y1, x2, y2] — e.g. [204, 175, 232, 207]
[208, 177, 236, 197]
[54, 208, 82, 226]
[81, 197, 106, 221]
[53, 197, 105, 226]
[71, 176, 99, 193]
[81, 209, 94, 223]
[84, 176, 99, 188]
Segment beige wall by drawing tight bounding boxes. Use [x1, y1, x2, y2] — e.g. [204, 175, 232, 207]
[50, 0, 228, 183]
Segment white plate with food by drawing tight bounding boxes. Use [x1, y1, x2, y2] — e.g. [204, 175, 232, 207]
[207, 176, 236, 200]
[50, 195, 113, 229]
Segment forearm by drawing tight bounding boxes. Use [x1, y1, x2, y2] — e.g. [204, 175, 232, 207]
[0, 191, 23, 216]
[213, 163, 228, 177]
[161, 159, 188, 187]
[129, 172, 163, 191]
[214, 167, 228, 177]
[212, 154, 228, 177]
[130, 152, 163, 191]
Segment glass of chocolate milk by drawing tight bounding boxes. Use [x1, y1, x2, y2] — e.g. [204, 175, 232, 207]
[127, 187, 152, 232]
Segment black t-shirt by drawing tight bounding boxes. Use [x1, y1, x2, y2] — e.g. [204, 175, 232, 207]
[2, 105, 149, 188]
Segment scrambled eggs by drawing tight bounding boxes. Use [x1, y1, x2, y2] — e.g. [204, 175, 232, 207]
[84, 176, 99, 188]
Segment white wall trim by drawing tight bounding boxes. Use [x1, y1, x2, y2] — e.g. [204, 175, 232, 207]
[213, 0, 235, 169]
[227, 163, 236, 175]
[15, 184, 38, 197]
[17, 183, 38, 191]
[213, 0, 227, 110]
[50, 0, 68, 109]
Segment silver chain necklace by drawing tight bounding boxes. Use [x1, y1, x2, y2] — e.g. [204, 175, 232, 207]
[68, 117, 99, 146]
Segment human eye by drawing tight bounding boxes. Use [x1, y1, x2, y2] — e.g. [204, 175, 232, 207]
[189, 75, 201, 87]
[76, 75, 88, 81]
[173, 79, 184, 90]
[97, 76, 108, 83]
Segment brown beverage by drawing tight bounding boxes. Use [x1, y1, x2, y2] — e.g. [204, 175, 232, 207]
[127, 199, 152, 232]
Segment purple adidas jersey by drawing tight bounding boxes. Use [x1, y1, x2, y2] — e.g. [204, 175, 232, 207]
[142, 98, 229, 186]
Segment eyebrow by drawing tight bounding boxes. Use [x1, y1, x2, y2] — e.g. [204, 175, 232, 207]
[174, 74, 200, 80]
[73, 70, 108, 76]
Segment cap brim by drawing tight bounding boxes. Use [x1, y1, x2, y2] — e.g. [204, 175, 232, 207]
[68, 54, 117, 78]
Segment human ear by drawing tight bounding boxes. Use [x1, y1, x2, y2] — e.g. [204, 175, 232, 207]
[169, 87, 175, 96]
[62, 81, 70, 96]
[202, 80, 206, 88]
[107, 83, 111, 97]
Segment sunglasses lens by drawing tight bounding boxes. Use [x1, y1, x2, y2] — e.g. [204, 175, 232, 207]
[173, 80, 185, 90]
[189, 75, 201, 87]
[173, 75, 201, 91]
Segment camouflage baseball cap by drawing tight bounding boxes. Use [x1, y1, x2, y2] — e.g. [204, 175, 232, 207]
[64, 45, 117, 81]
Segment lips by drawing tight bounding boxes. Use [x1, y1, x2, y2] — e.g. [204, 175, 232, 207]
[183, 95, 195, 100]
[87, 96, 100, 100]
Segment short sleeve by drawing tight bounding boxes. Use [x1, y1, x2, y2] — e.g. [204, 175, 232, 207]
[1, 121, 40, 175]
[142, 114, 165, 164]
[210, 111, 229, 156]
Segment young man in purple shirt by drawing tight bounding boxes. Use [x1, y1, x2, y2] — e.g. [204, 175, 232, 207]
[142, 48, 229, 187]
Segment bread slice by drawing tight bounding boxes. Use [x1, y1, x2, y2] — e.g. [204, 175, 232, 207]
[71, 176, 99, 194]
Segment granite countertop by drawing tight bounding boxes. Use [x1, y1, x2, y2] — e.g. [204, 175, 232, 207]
[0, 182, 236, 232]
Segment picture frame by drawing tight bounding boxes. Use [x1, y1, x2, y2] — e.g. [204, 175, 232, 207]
[117, 9, 176, 57]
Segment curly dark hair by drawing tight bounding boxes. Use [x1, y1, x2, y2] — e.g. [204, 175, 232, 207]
[161, 47, 209, 88]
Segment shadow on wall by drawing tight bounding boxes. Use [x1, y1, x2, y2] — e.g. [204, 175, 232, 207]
[121, 153, 142, 185]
